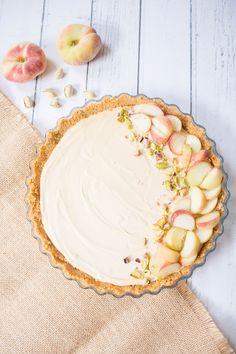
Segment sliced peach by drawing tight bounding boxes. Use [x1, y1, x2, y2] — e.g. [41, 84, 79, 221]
[200, 167, 223, 190]
[186, 134, 201, 153]
[204, 185, 221, 200]
[130, 113, 151, 134]
[179, 144, 192, 168]
[170, 210, 195, 231]
[133, 104, 164, 117]
[149, 244, 180, 279]
[189, 186, 206, 214]
[170, 197, 191, 212]
[186, 161, 212, 187]
[164, 227, 187, 251]
[196, 211, 220, 230]
[167, 115, 182, 131]
[180, 231, 200, 258]
[152, 116, 173, 137]
[190, 150, 210, 166]
[150, 125, 167, 144]
[168, 132, 187, 155]
[180, 253, 198, 266]
[196, 228, 213, 243]
[200, 197, 218, 215]
[155, 262, 181, 279]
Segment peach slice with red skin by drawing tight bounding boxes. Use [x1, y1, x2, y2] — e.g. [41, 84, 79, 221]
[180, 231, 200, 258]
[189, 186, 206, 214]
[170, 197, 191, 213]
[167, 115, 182, 131]
[170, 210, 195, 231]
[150, 115, 173, 144]
[133, 104, 164, 117]
[149, 244, 180, 279]
[190, 150, 210, 166]
[204, 185, 221, 200]
[152, 116, 173, 136]
[152, 262, 181, 279]
[185, 134, 202, 153]
[168, 132, 187, 155]
[199, 197, 218, 215]
[200, 167, 223, 190]
[2, 42, 47, 83]
[186, 161, 212, 187]
[130, 113, 151, 134]
[196, 211, 220, 230]
[164, 227, 187, 251]
[196, 228, 213, 243]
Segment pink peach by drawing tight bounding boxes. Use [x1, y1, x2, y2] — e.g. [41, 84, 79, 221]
[190, 150, 210, 166]
[2, 42, 47, 83]
[57, 24, 102, 65]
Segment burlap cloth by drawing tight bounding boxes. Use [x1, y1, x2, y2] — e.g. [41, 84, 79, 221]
[0, 92, 234, 354]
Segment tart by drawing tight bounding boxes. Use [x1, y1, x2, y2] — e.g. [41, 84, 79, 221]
[27, 94, 228, 297]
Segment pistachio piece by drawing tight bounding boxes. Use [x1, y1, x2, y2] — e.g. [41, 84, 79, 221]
[23, 96, 34, 108]
[83, 90, 96, 101]
[50, 98, 61, 108]
[156, 162, 169, 169]
[64, 84, 74, 97]
[55, 68, 65, 79]
[130, 269, 144, 279]
[42, 88, 57, 97]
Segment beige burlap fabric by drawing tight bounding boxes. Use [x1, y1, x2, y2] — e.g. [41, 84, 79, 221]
[0, 92, 234, 354]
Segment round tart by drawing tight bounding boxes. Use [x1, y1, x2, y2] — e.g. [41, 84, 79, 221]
[27, 94, 229, 297]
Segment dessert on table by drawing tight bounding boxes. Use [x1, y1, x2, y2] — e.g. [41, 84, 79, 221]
[27, 94, 227, 296]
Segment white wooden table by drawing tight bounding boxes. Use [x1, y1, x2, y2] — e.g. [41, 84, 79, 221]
[0, 0, 235, 349]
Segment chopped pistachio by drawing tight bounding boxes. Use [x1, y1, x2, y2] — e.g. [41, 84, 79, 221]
[150, 142, 157, 150]
[141, 253, 150, 271]
[144, 237, 148, 246]
[163, 222, 171, 231]
[156, 162, 169, 169]
[130, 269, 144, 279]
[154, 216, 167, 228]
[149, 149, 154, 156]
[164, 180, 172, 190]
[179, 188, 188, 197]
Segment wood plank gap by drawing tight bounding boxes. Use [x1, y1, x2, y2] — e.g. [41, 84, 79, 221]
[85, 0, 94, 91]
[32, 0, 47, 124]
[190, 0, 193, 115]
[137, 0, 142, 95]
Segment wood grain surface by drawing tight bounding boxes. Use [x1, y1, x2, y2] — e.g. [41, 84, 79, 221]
[0, 0, 235, 349]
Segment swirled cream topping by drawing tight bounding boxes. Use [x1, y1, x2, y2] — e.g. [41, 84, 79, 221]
[40, 108, 173, 285]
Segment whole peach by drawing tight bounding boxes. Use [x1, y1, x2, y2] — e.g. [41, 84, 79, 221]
[2, 42, 47, 83]
[57, 24, 102, 65]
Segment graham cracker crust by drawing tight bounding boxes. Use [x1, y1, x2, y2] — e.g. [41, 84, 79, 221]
[26, 94, 227, 297]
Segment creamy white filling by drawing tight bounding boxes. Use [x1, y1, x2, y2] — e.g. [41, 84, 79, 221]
[40, 108, 173, 285]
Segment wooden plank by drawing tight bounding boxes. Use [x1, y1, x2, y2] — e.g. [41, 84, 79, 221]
[86, 0, 140, 96]
[139, 0, 191, 113]
[32, 0, 92, 134]
[0, 0, 44, 122]
[189, 0, 236, 348]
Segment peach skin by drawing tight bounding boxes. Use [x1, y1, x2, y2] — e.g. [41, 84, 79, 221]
[57, 24, 102, 65]
[2, 42, 47, 83]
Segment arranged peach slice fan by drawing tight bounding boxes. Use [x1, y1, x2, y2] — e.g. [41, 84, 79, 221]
[27, 95, 228, 297]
